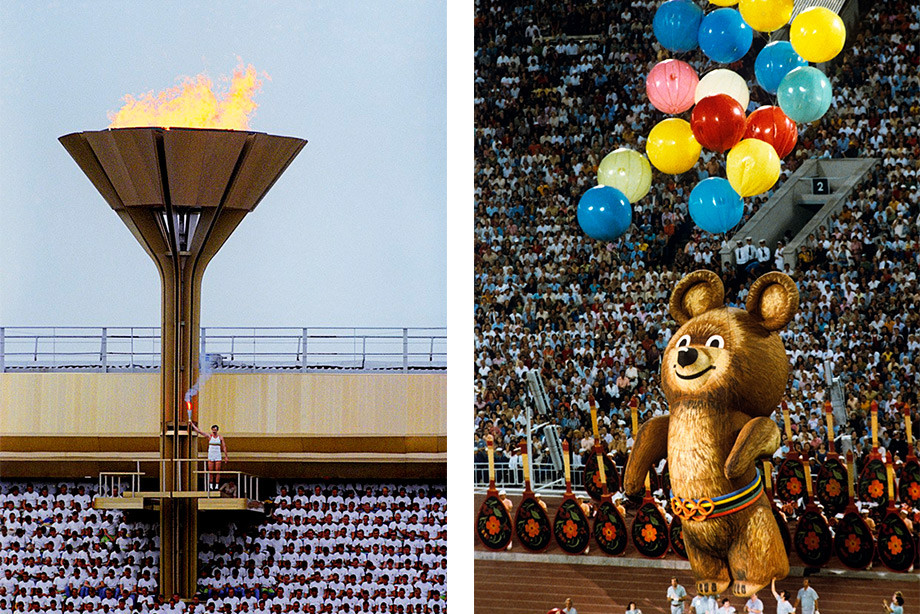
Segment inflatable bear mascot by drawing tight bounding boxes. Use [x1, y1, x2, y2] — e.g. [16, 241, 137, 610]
[625, 269, 798, 598]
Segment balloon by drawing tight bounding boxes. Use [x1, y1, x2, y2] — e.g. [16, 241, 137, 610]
[754, 41, 807, 94]
[738, 0, 793, 32]
[744, 105, 798, 158]
[790, 7, 846, 63]
[653, 0, 704, 53]
[646, 60, 699, 115]
[726, 139, 781, 197]
[691, 94, 747, 152]
[597, 148, 653, 204]
[576, 186, 633, 241]
[689, 178, 744, 234]
[777, 66, 832, 123]
[646, 118, 701, 175]
[696, 69, 750, 110]
[698, 8, 753, 64]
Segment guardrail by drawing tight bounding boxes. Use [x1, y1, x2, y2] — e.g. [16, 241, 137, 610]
[0, 326, 446, 373]
[97, 459, 260, 501]
[473, 461, 614, 494]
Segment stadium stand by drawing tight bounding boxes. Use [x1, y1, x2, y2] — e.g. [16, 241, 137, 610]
[474, 0, 919, 608]
[0, 481, 445, 614]
[474, 0, 919, 494]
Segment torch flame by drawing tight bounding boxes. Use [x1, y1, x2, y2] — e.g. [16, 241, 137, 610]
[108, 61, 266, 130]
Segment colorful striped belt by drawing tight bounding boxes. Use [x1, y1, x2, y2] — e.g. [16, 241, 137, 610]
[670, 468, 763, 522]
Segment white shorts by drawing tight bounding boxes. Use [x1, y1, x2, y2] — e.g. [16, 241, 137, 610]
[208, 448, 222, 462]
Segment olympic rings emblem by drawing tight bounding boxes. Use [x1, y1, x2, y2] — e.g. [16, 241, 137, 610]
[670, 496, 716, 521]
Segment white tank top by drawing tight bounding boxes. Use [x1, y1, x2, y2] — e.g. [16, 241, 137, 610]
[209, 434, 221, 449]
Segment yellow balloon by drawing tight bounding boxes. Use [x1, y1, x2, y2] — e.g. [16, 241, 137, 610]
[726, 139, 781, 197]
[646, 119, 701, 175]
[710, 0, 737, 5]
[739, 0, 793, 32]
[597, 148, 652, 204]
[790, 7, 846, 63]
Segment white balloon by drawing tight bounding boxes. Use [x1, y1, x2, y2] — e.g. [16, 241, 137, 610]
[695, 69, 750, 111]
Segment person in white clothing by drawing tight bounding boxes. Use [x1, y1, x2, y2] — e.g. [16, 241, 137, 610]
[561, 597, 576, 614]
[625, 602, 643, 614]
[667, 578, 687, 614]
[771, 579, 795, 614]
[190, 422, 228, 490]
[690, 591, 716, 614]
[744, 593, 764, 614]
[793, 579, 818, 614]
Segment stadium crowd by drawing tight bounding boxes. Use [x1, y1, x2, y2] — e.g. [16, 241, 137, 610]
[473, 0, 920, 528]
[0, 481, 446, 614]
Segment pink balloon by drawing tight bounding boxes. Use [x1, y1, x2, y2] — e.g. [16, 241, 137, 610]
[646, 59, 699, 115]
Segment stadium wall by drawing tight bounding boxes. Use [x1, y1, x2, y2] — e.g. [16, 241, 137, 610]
[0, 372, 446, 479]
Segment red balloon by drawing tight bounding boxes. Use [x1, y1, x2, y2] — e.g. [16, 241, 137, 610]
[690, 94, 747, 152]
[744, 105, 798, 159]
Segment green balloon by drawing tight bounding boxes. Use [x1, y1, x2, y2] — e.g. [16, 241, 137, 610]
[597, 148, 652, 204]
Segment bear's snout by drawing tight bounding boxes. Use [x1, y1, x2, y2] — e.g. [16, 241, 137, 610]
[677, 347, 698, 367]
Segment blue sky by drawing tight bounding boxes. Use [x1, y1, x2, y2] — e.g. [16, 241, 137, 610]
[0, 0, 446, 327]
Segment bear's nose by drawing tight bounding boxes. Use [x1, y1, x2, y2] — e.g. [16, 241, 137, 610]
[677, 347, 698, 367]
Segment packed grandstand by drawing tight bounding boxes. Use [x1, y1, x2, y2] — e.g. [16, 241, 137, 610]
[474, 0, 919, 533]
[0, 481, 445, 614]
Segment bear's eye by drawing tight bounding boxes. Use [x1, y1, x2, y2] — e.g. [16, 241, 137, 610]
[706, 335, 725, 349]
[676, 334, 691, 348]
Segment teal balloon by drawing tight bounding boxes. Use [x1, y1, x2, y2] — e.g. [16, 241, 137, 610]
[755, 41, 807, 94]
[653, 0, 703, 53]
[689, 178, 743, 234]
[777, 66, 832, 123]
[577, 186, 632, 241]
[698, 8, 753, 64]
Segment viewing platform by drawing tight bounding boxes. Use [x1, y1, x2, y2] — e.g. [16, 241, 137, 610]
[93, 460, 266, 513]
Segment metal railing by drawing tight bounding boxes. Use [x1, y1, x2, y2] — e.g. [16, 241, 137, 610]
[473, 461, 612, 494]
[96, 459, 259, 501]
[0, 326, 446, 372]
[98, 463, 144, 497]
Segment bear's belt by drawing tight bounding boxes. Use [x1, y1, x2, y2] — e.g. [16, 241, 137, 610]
[670, 468, 763, 522]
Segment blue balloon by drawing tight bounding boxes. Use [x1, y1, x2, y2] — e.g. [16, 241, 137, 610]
[653, 0, 703, 53]
[755, 41, 807, 95]
[689, 178, 743, 234]
[577, 186, 632, 241]
[698, 8, 753, 64]
[777, 66, 832, 123]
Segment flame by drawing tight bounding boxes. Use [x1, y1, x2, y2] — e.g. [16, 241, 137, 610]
[108, 61, 267, 130]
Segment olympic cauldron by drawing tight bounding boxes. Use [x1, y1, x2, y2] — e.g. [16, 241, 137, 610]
[60, 127, 306, 597]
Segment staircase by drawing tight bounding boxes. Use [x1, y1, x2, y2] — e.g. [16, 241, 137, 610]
[719, 158, 878, 271]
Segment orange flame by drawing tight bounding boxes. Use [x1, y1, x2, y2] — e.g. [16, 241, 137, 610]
[108, 62, 267, 130]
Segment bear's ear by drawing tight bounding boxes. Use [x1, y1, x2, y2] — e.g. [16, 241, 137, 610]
[746, 272, 799, 331]
[669, 270, 725, 325]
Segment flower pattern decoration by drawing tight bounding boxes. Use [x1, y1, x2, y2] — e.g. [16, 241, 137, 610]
[641, 524, 657, 543]
[787, 477, 802, 495]
[601, 522, 617, 541]
[908, 482, 920, 501]
[888, 535, 902, 556]
[845, 533, 861, 554]
[825, 479, 841, 497]
[868, 479, 884, 498]
[486, 516, 500, 536]
[563, 520, 579, 539]
[525, 518, 540, 538]
[804, 531, 820, 551]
